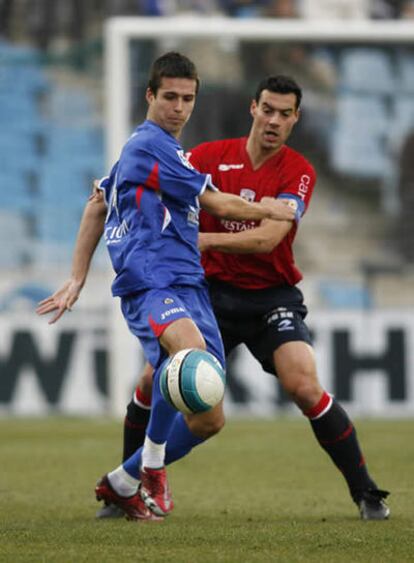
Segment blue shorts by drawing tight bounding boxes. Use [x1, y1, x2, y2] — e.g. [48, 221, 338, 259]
[120, 285, 225, 370]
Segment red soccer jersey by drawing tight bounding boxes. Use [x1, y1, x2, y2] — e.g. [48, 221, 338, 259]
[188, 137, 316, 290]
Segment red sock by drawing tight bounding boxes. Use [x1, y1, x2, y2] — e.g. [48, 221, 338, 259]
[134, 385, 151, 408]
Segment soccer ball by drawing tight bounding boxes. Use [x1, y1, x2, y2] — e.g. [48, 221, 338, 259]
[159, 348, 225, 414]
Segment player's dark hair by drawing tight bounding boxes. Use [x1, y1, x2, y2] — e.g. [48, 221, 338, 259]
[148, 51, 200, 95]
[255, 75, 302, 109]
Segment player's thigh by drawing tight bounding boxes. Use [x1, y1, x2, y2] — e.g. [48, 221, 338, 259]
[176, 285, 225, 367]
[184, 400, 225, 438]
[160, 317, 205, 355]
[122, 287, 211, 369]
[246, 307, 313, 376]
[121, 288, 197, 369]
[215, 313, 249, 356]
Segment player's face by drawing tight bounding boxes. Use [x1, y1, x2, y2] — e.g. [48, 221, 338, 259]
[250, 90, 299, 152]
[146, 77, 197, 138]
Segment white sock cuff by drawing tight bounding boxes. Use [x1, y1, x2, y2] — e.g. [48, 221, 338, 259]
[108, 465, 139, 497]
[141, 436, 166, 469]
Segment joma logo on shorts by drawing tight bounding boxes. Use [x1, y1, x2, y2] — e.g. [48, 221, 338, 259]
[161, 307, 185, 320]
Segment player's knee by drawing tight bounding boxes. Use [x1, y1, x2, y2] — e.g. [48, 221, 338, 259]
[293, 381, 323, 409]
[194, 416, 225, 439]
[283, 369, 323, 410]
[186, 408, 225, 439]
[138, 363, 154, 396]
[161, 318, 207, 354]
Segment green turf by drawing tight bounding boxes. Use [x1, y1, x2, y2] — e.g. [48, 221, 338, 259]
[1, 417, 413, 562]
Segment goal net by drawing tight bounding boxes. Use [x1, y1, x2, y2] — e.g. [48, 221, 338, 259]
[104, 16, 414, 416]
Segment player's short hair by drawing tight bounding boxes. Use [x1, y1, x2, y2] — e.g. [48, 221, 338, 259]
[255, 75, 302, 109]
[148, 51, 200, 95]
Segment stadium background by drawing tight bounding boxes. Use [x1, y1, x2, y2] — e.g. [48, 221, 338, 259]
[1, 0, 414, 418]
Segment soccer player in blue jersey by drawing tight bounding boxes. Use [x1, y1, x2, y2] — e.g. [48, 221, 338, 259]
[37, 52, 295, 521]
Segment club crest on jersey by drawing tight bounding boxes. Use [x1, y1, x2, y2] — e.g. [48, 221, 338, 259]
[177, 149, 195, 170]
[240, 188, 256, 202]
[164, 298, 174, 305]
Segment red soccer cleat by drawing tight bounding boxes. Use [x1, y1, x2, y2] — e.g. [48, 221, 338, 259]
[95, 475, 163, 521]
[139, 466, 174, 516]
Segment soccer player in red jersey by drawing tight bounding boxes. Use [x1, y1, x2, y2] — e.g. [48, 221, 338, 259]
[116, 75, 390, 521]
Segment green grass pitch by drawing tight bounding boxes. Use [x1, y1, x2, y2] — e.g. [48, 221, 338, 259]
[1, 417, 413, 562]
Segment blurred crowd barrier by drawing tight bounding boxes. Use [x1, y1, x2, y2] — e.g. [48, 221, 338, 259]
[1, 303, 414, 417]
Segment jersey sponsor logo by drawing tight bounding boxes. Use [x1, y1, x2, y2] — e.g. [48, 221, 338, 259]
[240, 188, 256, 202]
[177, 149, 195, 170]
[220, 219, 256, 232]
[221, 188, 256, 231]
[160, 306, 186, 321]
[297, 174, 311, 201]
[104, 219, 129, 245]
[218, 163, 244, 171]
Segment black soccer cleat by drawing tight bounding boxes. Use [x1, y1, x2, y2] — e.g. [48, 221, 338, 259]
[357, 489, 390, 521]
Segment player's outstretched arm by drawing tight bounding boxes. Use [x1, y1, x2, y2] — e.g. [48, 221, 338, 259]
[36, 279, 84, 324]
[36, 183, 107, 324]
[199, 215, 293, 254]
[199, 189, 295, 222]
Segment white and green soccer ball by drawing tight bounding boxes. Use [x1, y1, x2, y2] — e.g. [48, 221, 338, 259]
[159, 349, 226, 414]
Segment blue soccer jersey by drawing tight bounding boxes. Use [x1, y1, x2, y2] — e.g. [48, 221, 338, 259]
[99, 120, 215, 297]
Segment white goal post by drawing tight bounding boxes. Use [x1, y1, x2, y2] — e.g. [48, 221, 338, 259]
[104, 16, 414, 165]
[103, 16, 414, 417]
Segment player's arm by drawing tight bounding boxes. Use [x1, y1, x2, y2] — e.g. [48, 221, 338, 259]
[199, 217, 293, 254]
[199, 195, 303, 254]
[199, 188, 295, 222]
[36, 182, 107, 324]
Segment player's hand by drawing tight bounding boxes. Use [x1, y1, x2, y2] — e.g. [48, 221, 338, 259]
[260, 197, 296, 221]
[89, 179, 103, 201]
[35, 279, 83, 324]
